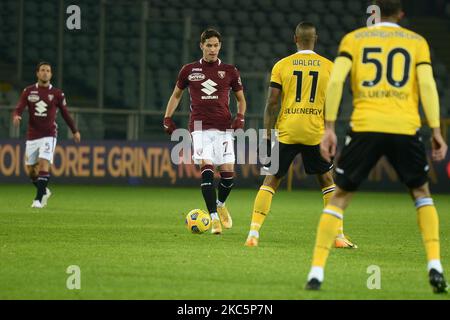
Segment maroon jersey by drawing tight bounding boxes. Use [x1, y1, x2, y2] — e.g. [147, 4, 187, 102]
[176, 58, 243, 131]
[13, 83, 78, 140]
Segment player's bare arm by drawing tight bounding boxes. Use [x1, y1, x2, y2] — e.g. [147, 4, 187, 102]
[320, 121, 337, 162]
[73, 131, 81, 143]
[431, 128, 448, 161]
[163, 85, 184, 134]
[13, 115, 22, 127]
[263, 87, 281, 138]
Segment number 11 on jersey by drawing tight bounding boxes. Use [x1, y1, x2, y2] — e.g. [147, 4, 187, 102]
[293, 71, 319, 103]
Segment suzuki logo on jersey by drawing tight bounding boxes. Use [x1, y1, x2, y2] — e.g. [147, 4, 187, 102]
[34, 100, 48, 117]
[201, 79, 218, 95]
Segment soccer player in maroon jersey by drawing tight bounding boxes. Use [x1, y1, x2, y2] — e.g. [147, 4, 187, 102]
[163, 29, 247, 234]
[12, 62, 81, 208]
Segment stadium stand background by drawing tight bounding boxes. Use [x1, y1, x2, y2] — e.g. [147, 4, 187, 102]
[1, 0, 449, 142]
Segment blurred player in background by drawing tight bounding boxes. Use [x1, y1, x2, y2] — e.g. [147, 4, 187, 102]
[245, 22, 357, 248]
[12, 62, 80, 208]
[305, 0, 448, 293]
[163, 29, 247, 234]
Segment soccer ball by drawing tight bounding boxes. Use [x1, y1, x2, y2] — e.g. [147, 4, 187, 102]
[185, 209, 211, 234]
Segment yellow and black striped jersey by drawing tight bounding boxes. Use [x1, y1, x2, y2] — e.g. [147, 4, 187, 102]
[270, 51, 333, 145]
[338, 22, 432, 135]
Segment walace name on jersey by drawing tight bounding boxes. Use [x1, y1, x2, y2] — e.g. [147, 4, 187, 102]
[292, 59, 321, 66]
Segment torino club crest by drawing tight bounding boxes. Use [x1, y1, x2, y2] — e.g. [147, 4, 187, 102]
[218, 71, 226, 79]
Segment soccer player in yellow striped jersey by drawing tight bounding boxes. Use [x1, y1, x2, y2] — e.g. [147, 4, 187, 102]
[306, 0, 448, 293]
[245, 22, 357, 249]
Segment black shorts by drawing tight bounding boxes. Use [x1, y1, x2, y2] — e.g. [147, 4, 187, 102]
[336, 131, 429, 191]
[273, 142, 334, 179]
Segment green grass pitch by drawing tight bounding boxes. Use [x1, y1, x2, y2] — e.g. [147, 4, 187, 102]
[0, 184, 449, 300]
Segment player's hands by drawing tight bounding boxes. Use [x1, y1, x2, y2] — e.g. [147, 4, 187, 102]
[320, 128, 337, 162]
[163, 117, 176, 135]
[232, 113, 245, 130]
[73, 131, 81, 143]
[13, 115, 22, 127]
[431, 129, 448, 161]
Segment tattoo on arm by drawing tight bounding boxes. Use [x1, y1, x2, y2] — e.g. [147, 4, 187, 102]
[262, 87, 281, 138]
[264, 98, 280, 137]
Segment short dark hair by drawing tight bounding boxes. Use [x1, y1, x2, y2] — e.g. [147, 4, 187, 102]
[373, 0, 402, 17]
[295, 22, 317, 44]
[36, 61, 52, 72]
[200, 28, 222, 44]
[295, 21, 316, 34]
